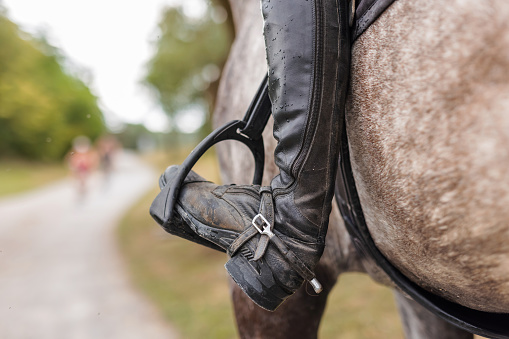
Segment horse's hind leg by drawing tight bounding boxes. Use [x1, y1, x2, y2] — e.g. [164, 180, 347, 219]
[231, 262, 337, 339]
[229, 204, 359, 338]
[394, 291, 473, 339]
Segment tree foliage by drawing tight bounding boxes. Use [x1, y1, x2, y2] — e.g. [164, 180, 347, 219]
[0, 10, 104, 161]
[144, 1, 233, 128]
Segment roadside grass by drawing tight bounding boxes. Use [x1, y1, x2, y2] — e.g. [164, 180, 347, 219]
[118, 149, 238, 338]
[118, 149, 403, 339]
[0, 159, 67, 197]
[320, 274, 403, 338]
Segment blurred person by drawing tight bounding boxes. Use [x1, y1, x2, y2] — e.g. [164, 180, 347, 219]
[96, 135, 119, 186]
[67, 136, 98, 199]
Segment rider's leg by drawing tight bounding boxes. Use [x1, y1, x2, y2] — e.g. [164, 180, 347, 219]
[151, 0, 350, 310]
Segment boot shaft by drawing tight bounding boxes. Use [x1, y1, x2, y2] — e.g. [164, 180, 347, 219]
[263, 0, 351, 240]
[150, 0, 352, 311]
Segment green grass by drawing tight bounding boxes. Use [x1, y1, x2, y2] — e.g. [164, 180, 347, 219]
[118, 186, 237, 338]
[118, 149, 237, 338]
[0, 159, 67, 197]
[320, 274, 403, 339]
[118, 150, 403, 338]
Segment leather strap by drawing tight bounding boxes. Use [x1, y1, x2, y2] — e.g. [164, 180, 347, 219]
[226, 186, 273, 258]
[352, 0, 397, 41]
[253, 187, 274, 260]
[239, 77, 272, 140]
[226, 186, 316, 283]
[269, 235, 316, 282]
[227, 227, 258, 257]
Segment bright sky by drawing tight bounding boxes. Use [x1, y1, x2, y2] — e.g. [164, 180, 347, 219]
[1, 0, 206, 133]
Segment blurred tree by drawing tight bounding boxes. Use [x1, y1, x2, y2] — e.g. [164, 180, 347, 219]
[0, 9, 104, 161]
[144, 0, 234, 136]
[115, 123, 155, 150]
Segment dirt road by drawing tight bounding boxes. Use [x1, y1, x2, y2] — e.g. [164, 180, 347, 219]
[0, 152, 178, 339]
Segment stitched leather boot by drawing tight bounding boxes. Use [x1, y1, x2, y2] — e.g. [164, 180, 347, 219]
[150, 0, 350, 311]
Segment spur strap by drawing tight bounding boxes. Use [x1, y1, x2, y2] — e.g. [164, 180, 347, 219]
[227, 187, 322, 294]
[252, 186, 273, 260]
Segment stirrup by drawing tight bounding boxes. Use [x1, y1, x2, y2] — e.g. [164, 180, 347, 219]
[152, 77, 272, 229]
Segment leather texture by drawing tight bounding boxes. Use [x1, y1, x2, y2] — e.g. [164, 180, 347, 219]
[153, 166, 322, 308]
[265, 0, 349, 246]
[150, 0, 351, 311]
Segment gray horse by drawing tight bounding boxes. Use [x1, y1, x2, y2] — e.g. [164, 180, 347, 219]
[212, 0, 509, 337]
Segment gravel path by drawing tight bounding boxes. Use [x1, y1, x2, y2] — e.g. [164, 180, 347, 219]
[0, 152, 178, 339]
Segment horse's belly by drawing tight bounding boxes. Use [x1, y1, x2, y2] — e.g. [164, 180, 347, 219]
[347, 0, 509, 312]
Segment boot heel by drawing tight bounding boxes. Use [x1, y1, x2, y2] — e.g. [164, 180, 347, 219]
[225, 253, 291, 311]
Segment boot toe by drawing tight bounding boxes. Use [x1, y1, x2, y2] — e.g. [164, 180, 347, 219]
[152, 165, 263, 251]
[159, 165, 177, 188]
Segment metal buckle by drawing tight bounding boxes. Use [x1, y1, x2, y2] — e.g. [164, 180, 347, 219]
[252, 214, 275, 238]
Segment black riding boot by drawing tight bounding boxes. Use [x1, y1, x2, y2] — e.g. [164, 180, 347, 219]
[151, 0, 350, 311]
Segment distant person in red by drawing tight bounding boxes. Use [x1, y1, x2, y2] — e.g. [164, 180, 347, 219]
[96, 135, 119, 185]
[68, 136, 98, 198]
